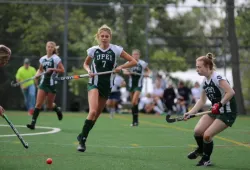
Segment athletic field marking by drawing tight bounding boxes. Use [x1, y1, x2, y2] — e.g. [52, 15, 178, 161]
[115, 115, 250, 149]
[0, 125, 61, 137]
[0, 140, 246, 149]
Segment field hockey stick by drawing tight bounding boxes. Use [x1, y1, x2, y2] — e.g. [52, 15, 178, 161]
[166, 110, 211, 123]
[130, 72, 152, 78]
[11, 72, 46, 87]
[54, 71, 114, 81]
[1, 114, 29, 149]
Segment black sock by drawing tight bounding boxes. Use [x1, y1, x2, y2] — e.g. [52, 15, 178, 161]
[90, 120, 96, 131]
[53, 104, 60, 113]
[132, 107, 136, 123]
[194, 135, 203, 153]
[134, 105, 138, 123]
[80, 119, 94, 143]
[203, 140, 214, 160]
[31, 108, 40, 125]
[132, 105, 138, 123]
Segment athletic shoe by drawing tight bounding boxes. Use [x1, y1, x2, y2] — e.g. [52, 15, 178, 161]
[196, 156, 212, 166]
[130, 122, 138, 127]
[187, 149, 203, 159]
[77, 142, 86, 152]
[26, 124, 35, 130]
[77, 136, 86, 152]
[56, 107, 63, 121]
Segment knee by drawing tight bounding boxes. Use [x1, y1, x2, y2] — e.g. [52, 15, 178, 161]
[194, 128, 204, 136]
[203, 132, 212, 142]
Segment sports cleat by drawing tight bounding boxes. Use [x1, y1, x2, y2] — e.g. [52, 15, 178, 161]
[130, 122, 138, 127]
[77, 136, 87, 152]
[187, 149, 203, 159]
[77, 142, 86, 152]
[196, 156, 212, 166]
[56, 107, 63, 121]
[26, 124, 35, 130]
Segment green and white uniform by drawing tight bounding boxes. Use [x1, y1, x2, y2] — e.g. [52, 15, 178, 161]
[39, 54, 61, 94]
[128, 59, 148, 92]
[87, 44, 123, 98]
[202, 72, 237, 126]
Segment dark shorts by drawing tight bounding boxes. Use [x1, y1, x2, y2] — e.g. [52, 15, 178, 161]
[208, 112, 237, 127]
[129, 86, 142, 93]
[108, 91, 121, 101]
[88, 84, 111, 99]
[39, 84, 56, 94]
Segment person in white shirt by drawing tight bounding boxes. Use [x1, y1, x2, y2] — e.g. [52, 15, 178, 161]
[106, 73, 126, 118]
[191, 82, 201, 103]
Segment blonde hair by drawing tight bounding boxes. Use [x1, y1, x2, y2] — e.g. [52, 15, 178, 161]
[95, 25, 112, 43]
[47, 41, 59, 55]
[132, 49, 141, 55]
[196, 52, 216, 70]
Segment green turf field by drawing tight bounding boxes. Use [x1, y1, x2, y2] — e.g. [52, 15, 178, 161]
[0, 111, 250, 170]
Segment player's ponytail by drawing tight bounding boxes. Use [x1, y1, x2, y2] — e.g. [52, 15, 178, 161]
[206, 53, 214, 60]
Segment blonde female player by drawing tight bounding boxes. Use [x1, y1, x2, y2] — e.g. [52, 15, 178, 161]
[184, 53, 237, 166]
[26, 41, 65, 130]
[0, 45, 11, 116]
[77, 25, 137, 152]
[124, 49, 150, 126]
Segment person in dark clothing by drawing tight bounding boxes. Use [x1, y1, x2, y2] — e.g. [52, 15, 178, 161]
[177, 81, 192, 114]
[163, 84, 176, 115]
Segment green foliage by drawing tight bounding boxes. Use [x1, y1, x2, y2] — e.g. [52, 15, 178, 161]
[68, 67, 88, 97]
[150, 48, 188, 71]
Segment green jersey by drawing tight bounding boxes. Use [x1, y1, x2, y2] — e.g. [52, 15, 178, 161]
[128, 59, 148, 88]
[87, 44, 123, 89]
[202, 72, 237, 114]
[39, 54, 61, 86]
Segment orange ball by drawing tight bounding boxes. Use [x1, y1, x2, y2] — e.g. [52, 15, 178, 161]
[46, 158, 52, 164]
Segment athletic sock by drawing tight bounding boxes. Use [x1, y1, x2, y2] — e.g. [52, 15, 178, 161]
[31, 108, 40, 125]
[203, 140, 213, 160]
[132, 105, 138, 123]
[194, 135, 203, 153]
[80, 119, 94, 143]
[53, 104, 60, 113]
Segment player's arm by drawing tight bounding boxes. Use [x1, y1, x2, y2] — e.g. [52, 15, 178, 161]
[219, 80, 235, 105]
[186, 90, 207, 115]
[0, 105, 5, 116]
[83, 56, 92, 73]
[52, 62, 65, 74]
[115, 51, 137, 72]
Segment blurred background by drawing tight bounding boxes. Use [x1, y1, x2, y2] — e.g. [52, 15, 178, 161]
[0, 0, 249, 114]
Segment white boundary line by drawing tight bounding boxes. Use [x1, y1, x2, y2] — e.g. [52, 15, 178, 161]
[0, 125, 61, 137]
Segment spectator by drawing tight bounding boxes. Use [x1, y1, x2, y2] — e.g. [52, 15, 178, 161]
[163, 84, 176, 115]
[152, 79, 165, 112]
[176, 81, 192, 114]
[15, 58, 36, 115]
[191, 82, 201, 103]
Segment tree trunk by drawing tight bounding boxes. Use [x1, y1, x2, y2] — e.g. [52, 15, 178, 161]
[226, 0, 246, 114]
